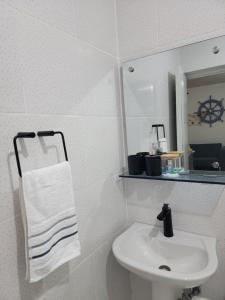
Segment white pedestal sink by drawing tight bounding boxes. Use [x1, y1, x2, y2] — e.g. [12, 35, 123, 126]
[112, 223, 218, 300]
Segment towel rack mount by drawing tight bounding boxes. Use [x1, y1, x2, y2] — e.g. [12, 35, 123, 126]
[13, 130, 68, 177]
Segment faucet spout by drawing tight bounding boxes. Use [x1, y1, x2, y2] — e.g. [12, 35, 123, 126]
[157, 204, 173, 237]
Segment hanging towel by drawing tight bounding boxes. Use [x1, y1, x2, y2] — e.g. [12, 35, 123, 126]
[20, 161, 81, 282]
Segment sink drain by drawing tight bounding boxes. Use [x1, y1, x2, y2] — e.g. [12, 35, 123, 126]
[158, 265, 171, 271]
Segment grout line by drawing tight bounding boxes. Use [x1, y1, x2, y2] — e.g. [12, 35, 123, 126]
[121, 30, 225, 63]
[1, 1, 120, 60]
[68, 225, 128, 276]
[0, 108, 169, 120]
[123, 115, 170, 119]
[78, 37, 119, 60]
[0, 112, 121, 119]
[74, 171, 122, 193]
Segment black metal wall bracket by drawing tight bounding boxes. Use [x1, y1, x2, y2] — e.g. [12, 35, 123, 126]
[37, 131, 68, 161]
[13, 132, 36, 177]
[13, 130, 68, 177]
[152, 124, 166, 142]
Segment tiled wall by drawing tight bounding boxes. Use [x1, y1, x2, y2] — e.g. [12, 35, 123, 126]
[117, 0, 225, 62]
[116, 1, 225, 300]
[0, 1, 131, 299]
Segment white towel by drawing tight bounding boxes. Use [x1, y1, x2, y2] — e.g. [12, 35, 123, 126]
[20, 161, 81, 282]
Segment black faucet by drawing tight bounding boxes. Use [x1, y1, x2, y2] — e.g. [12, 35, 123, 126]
[157, 204, 173, 237]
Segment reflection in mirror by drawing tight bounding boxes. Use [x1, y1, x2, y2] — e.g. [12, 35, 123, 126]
[187, 67, 225, 172]
[122, 35, 225, 183]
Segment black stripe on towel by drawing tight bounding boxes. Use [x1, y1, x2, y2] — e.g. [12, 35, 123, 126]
[29, 214, 76, 239]
[30, 222, 77, 249]
[30, 231, 78, 260]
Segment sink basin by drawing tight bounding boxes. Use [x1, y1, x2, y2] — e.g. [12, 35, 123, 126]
[113, 223, 218, 299]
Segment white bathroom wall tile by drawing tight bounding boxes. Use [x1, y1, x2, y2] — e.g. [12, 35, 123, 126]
[75, 43, 121, 117]
[0, 217, 23, 300]
[201, 239, 225, 300]
[169, 182, 224, 216]
[39, 280, 70, 300]
[124, 179, 176, 209]
[76, 0, 117, 56]
[117, 0, 225, 60]
[127, 203, 216, 238]
[0, 3, 25, 113]
[65, 255, 96, 300]
[91, 241, 131, 300]
[124, 179, 224, 216]
[116, 0, 158, 60]
[81, 116, 124, 187]
[91, 243, 111, 300]
[127, 203, 162, 228]
[74, 176, 126, 259]
[107, 246, 132, 300]
[1, 0, 78, 36]
[16, 14, 83, 115]
[17, 11, 120, 116]
[126, 181, 225, 239]
[156, 0, 225, 48]
[210, 189, 225, 241]
[130, 273, 151, 300]
[66, 240, 131, 300]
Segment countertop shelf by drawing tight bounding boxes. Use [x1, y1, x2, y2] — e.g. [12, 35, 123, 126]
[119, 171, 225, 185]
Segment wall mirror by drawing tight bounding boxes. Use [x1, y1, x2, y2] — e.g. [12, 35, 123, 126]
[121, 35, 225, 184]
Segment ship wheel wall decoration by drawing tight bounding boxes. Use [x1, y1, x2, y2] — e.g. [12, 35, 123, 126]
[195, 95, 225, 127]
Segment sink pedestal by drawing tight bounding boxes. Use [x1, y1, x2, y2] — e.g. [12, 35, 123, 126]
[152, 282, 180, 300]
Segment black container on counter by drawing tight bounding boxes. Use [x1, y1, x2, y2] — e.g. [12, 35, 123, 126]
[128, 155, 143, 175]
[145, 155, 162, 176]
[136, 152, 149, 171]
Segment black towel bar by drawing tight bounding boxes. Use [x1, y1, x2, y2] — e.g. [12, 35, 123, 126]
[37, 131, 68, 161]
[152, 124, 166, 141]
[13, 130, 68, 177]
[13, 132, 36, 177]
